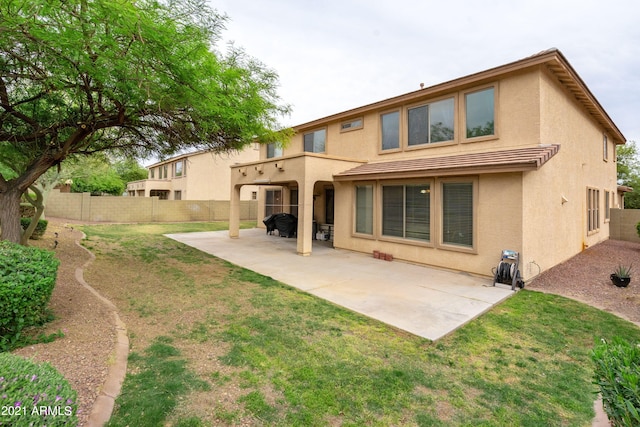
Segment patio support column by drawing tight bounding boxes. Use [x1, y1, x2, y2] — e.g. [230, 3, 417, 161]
[229, 184, 241, 238]
[296, 179, 314, 256]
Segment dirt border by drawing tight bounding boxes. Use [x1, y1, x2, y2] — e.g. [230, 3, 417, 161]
[71, 234, 129, 427]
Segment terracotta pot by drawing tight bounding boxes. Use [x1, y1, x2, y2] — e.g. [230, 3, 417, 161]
[385, 253, 393, 261]
[610, 274, 631, 288]
[373, 250, 380, 259]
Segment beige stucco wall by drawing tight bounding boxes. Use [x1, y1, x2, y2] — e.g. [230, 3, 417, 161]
[267, 70, 545, 163]
[128, 147, 261, 201]
[519, 69, 618, 276]
[46, 190, 257, 222]
[182, 148, 260, 200]
[333, 173, 523, 278]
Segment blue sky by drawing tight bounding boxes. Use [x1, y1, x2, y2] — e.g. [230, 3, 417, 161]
[213, 0, 639, 144]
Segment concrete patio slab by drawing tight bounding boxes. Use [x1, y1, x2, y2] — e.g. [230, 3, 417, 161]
[166, 228, 514, 341]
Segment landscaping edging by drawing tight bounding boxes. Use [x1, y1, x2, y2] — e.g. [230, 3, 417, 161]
[73, 233, 129, 427]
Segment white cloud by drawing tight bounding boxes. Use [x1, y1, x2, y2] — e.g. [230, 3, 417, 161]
[212, 0, 640, 142]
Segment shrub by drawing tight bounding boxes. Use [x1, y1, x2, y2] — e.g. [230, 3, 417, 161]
[0, 241, 59, 351]
[20, 218, 49, 240]
[636, 221, 640, 239]
[0, 352, 78, 426]
[592, 337, 640, 426]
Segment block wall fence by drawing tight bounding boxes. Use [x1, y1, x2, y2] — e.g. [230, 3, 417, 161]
[36, 193, 640, 243]
[610, 209, 640, 244]
[45, 189, 258, 223]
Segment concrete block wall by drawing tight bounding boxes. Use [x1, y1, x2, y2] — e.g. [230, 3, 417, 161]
[610, 209, 640, 243]
[46, 190, 258, 223]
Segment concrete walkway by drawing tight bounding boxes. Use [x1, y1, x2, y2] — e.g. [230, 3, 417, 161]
[166, 228, 514, 341]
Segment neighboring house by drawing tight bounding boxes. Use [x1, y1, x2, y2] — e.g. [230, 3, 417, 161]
[127, 147, 260, 201]
[228, 49, 626, 281]
[617, 185, 633, 208]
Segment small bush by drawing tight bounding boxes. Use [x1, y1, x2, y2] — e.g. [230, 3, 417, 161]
[592, 337, 640, 426]
[0, 352, 78, 426]
[0, 241, 59, 351]
[20, 218, 48, 240]
[636, 221, 640, 239]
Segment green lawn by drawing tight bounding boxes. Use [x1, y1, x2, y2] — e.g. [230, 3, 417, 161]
[78, 222, 640, 427]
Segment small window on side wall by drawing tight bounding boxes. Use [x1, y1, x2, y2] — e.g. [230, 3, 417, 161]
[341, 118, 363, 132]
[465, 87, 495, 139]
[603, 134, 608, 161]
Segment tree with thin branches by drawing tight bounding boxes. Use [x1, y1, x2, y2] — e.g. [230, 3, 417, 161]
[0, 0, 292, 243]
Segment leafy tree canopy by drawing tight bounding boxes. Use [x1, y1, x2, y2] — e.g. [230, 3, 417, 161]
[617, 141, 640, 208]
[0, 0, 292, 242]
[61, 154, 147, 195]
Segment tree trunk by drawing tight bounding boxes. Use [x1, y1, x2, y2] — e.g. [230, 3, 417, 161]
[21, 185, 45, 245]
[0, 188, 24, 244]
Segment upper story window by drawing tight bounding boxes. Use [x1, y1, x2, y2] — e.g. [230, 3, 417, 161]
[603, 134, 609, 161]
[163, 164, 168, 179]
[381, 111, 400, 151]
[303, 129, 326, 153]
[266, 142, 283, 159]
[408, 98, 454, 146]
[465, 87, 495, 138]
[150, 168, 155, 179]
[174, 160, 183, 177]
[341, 118, 363, 132]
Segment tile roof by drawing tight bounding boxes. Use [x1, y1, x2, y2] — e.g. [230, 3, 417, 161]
[334, 144, 560, 181]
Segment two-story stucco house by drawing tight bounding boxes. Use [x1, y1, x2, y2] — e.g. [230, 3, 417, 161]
[228, 49, 626, 281]
[127, 147, 260, 201]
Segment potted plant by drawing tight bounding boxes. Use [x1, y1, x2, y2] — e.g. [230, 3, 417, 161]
[610, 264, 632, 287]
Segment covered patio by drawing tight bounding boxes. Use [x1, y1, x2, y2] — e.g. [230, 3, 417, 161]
[228, 153, 365, 256]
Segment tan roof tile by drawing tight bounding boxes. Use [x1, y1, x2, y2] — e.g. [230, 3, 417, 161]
[334, 144, 560, 180]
